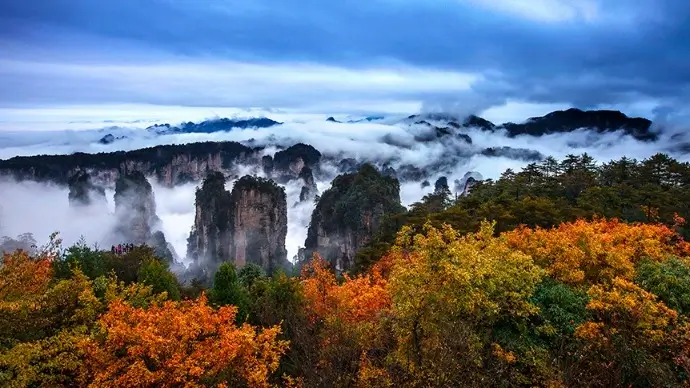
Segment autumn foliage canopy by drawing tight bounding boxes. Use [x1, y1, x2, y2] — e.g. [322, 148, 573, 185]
[4, 153, 690, 387]
[296, 217, 690, 387]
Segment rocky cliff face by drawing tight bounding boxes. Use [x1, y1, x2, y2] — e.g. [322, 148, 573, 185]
[229, 176, 288, 273]
[187, 172, 288, 279]
[186, 171, 233, 269]
[302, 164, 406, 272]
[113, 171, 160, 245]
[434, 176, 449, 194]
[0, 141, 258, 187]
[272, 143, 322, 182]
[298, 166, 318, 202]
[64, 169, 176, 261]
[262, 155, 274, 176]
[454, 171, 483, 196]
[67, 170, 107, 207]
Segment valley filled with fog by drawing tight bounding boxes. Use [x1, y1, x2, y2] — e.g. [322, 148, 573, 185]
[1, 108, 689, 264]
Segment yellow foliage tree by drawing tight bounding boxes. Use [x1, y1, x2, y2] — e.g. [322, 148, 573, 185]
[0, 328, 88, 387]
[385, 221, 545, 386]
[572, 277, 681, 386]
[0, 266, 102, 386]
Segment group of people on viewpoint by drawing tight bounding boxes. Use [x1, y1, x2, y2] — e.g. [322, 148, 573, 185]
[111, 243, 135, 255]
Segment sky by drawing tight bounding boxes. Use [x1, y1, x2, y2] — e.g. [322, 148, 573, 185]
[1, 0, 689, 127]
[1, 0, 690, 264]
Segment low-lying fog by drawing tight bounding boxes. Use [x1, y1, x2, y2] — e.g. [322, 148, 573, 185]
[1, 110, 689, 263]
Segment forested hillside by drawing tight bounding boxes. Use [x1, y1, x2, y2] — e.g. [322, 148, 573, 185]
[355, 152, 690, 271]
[3, 152, 690, 387]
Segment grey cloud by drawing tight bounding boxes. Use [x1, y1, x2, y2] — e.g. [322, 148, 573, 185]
[0, 0, 688, 113]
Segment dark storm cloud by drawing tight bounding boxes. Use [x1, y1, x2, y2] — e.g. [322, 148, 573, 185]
[0, 0, 688, 112]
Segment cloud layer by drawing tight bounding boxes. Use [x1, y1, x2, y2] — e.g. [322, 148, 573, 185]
[1, 113, 689, 263]
[1, 0, 688, 118]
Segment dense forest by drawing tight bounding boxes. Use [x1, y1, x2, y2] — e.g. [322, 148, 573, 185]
[355, 152, 690, 271]
[3, 152, 690, 387]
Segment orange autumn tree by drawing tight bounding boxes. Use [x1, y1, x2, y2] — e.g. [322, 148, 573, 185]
[301, 255, 390, 325]
[81, 295, 288, 388]
[0, 249, 52, 302]
[300, 254, 391, 387]
[503, 218, 688, 284]
[502, 217, 690, 386]
[0, 250, 55, 345]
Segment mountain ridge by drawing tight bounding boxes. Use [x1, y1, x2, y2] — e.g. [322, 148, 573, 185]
[0, 108, 662, 189]
[409, 108, 655, 141]
[146, 117, 282, 134]
[93, 108, 656, 146]
[97, 117, 283, 144]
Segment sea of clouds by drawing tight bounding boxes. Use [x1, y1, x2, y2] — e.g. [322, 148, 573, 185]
[1, 105, 689, 264]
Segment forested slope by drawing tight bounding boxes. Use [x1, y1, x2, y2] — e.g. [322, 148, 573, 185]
[2, 152, 690, 387]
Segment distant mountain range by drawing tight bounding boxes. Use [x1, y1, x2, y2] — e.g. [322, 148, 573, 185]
[146, 117, 282, 134]
[98, 117, 282, 144]
[326, 116, 385, 124]
[97, 108, 655, 145]
[3, 107, 664, 191]
[406, 108, 655, 141]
